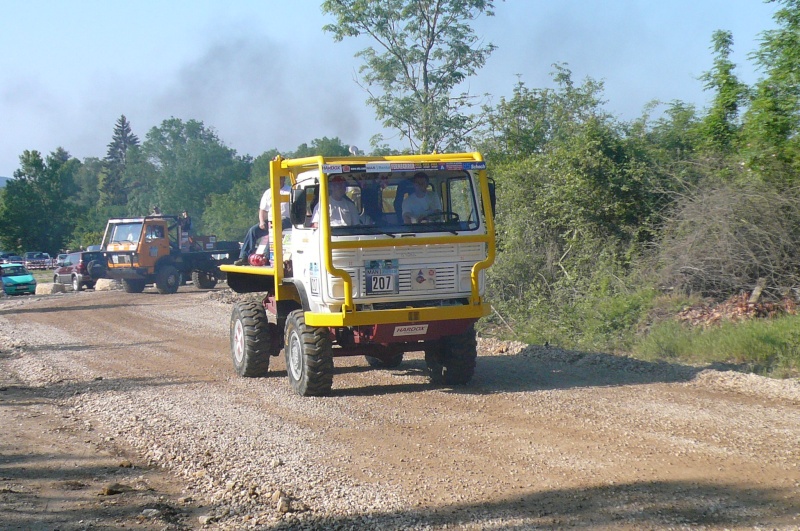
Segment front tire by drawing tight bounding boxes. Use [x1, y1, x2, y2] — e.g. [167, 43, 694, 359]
[155, 265, 180, 294]
[230, 302, 272, 377]
[284, 310, 333, 396]
[424, 325, 477, 385]
[122, 279, 146, 293]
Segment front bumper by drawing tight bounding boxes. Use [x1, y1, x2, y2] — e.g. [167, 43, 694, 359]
[106, 267, 148, 281]
[3, 283, 36, 295]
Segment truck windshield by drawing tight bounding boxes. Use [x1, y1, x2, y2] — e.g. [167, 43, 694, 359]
[109, 223, 143, 243]
[315, 171, 481, 236]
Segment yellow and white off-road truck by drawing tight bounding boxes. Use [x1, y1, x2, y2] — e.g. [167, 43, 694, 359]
[222, 152, 496, 396]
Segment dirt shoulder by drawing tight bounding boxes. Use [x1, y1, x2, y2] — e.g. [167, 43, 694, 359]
[1, 288, 799, 530]
[0, 355, 203, 530]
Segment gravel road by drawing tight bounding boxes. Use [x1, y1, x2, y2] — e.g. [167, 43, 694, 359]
[1, 287, 799, 530]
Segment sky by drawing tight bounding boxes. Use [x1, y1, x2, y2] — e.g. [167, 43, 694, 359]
[0, 0, 779, 178]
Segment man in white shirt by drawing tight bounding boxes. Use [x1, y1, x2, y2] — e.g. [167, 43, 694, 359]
[311, 175, 360, 227]
[402, 172, 442, 223]
[235, 176, 291, 265]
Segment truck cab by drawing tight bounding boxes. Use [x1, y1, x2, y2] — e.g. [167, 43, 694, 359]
[223, 152, 495, 396]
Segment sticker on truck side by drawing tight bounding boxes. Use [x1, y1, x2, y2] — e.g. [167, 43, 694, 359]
[393, 324, 429, 336]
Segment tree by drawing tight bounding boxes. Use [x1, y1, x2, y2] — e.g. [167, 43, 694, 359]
[102, 115, 139, 206]
[290, 137, 351, 157]
[477, 64, 609, 162]
[122, 118, 250, 224]
[322, 0, 497, 153]
[741, 0, 800, 182]
[698, 30, 749, 154]
[0, 148, 80, 253]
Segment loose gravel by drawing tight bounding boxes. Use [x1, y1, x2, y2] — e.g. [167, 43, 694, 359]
[1, 289, 799, 530]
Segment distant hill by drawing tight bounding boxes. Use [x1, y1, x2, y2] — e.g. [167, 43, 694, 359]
[0, 176, 11, 188]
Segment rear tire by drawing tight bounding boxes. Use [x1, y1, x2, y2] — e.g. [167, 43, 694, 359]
[122, 279, 146, 293]
[155, 265, 180, 294]
[230, 302, 272, 377]
[284, 310, 333, 396]
[424, 325, 477, 385]
[72, 276, 82, 292]
[192, 270, 218, 289]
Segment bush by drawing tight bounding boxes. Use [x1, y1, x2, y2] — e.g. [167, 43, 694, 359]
[654, 181, 800, 299]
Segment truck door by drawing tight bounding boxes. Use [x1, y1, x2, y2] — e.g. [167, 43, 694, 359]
[141, 222, 169, 269]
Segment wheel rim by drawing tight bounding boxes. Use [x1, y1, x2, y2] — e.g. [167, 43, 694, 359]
[233, 319, 245, 364]
[287, 330, 303, 380]
[72, 277, 79, 290]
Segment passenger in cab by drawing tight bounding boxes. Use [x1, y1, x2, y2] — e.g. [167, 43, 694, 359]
[402, 172, 442, 223]
[311, 175, 360, 227]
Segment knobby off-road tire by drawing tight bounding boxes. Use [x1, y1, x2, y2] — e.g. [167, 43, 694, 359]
[285, 310, 333, 396]
[230, 302, 272, 377]
[424, 325, 478, 385]
[192, 270, 218, 290]
[155, 265, 180, 294]
[122, 279, 146, 293]
[365, 352, 404, 369]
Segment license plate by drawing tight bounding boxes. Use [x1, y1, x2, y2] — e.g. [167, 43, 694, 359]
[365, 259, 399, 295]
[369, 274, 395, 293]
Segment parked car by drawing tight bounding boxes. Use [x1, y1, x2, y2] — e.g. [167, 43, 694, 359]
[2, 255, 23, 264]
[52, 251, 107, 291]
[1, 263, 37, 295]
[24, 251, 52, 270]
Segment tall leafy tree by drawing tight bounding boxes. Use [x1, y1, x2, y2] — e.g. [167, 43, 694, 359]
[123, 118, 250, 226]
[322, 0, 497, 153]
[698, 30, 749, 155]
[741, 0, 800, 181]
[0, 148, 80, 253]
[102, 115, 139, 206]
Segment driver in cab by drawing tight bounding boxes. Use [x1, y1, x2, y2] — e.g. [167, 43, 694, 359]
[402, 172, 442, 223]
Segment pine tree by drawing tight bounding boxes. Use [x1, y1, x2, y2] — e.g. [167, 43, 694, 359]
[101, 115, 139, 206]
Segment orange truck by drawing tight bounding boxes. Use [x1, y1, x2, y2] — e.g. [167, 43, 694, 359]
[101, 215, 239, 293]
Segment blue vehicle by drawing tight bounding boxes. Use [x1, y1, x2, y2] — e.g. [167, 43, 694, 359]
[1, 263, 37, 295]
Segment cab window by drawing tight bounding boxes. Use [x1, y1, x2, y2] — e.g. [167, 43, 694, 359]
[146, 225, 165, 241]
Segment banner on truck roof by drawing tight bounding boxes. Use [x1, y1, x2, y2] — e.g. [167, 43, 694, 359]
[359, 161, 487, 174]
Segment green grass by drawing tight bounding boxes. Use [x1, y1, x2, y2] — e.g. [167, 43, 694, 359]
[32, 269, 55, 283]
[635, 313, 800, 378]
